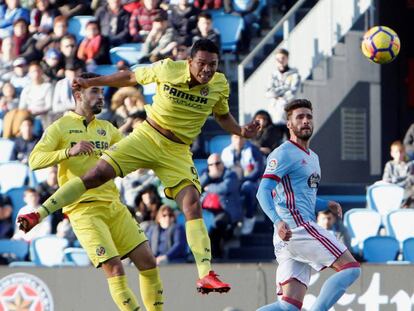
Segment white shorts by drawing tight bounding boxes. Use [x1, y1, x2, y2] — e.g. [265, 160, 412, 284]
[273, 221, 347, 295]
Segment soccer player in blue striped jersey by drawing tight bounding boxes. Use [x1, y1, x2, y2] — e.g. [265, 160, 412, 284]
[256, 99, 360, 311]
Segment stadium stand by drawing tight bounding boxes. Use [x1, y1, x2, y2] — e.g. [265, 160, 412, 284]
[30, 235, 70, 266]
[402, 238, 414, 263]
[344, 208, 382, 254]
[0, 162, 29, 193]
[0, 239, 29, 262]
[208, 134, 231, 154]
[63, 247, 91, 266]
[385, 209, 414, 246]
[362, 236, 400, 263]
[366, 183, 405, 223]
[0, 139, 15, 163]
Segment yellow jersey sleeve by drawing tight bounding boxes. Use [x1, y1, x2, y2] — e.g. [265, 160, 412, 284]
[29, 122, 68, 170]
[212, 76, 230, 116]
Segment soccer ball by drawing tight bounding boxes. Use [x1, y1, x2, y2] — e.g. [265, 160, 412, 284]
[361, 26, 400, 64]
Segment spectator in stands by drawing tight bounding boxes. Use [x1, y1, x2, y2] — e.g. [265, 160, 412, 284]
[10, 117, 39, 163]
[221, 134, 263, 235]
[35, 166, 63, 233]
[35, 15, 69, 53]
[317, 208, 352, 251]
[77, 20, 111, 69]
[2, 57, 30, 95]
[134, 184, 163, 231]
[95, 0, 131, 46]
[59, 34, 82, 68]
[223, 0, 259, 53]
[19, 62, 52, 126]
[0, 37, 16, 77]
[139, 13, 177, 63]
[55, 217, 77, 243]
[1, 107, 30, 138]
[13, 188, 51, 242]
[40, 48, 64, 81]
[0, 0, 30, 39]
[265, 48, 300, 128]
[50, 0, 91, 18]
[110, 86, 145, 132]
[0, 193, 13, 239]
[403, 123, 414, 160]
[170, 44, 189, 61]
[251, 109, 285, 156]
[168, 0, 199, 45]
[190, 12, 221, 51]
[199, 153, 242, 257]
[146, 205, 187, 264]
[11, 18, 40, 62]
[51, 60, 83, 120]
[193, 0, 222, 10]
[29, 0, 59, 37]
[116, 168, 158, 208]
[0, 82, 19, 119]
[129, 0, 166, 42]
[382, 140, 414, 208]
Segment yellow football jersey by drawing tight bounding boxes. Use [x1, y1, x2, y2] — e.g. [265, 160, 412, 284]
[135, 58, 230, 145]
[29, 111, 123, 213]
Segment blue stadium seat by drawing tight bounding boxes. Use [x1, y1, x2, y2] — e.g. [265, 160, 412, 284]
[208, 134, 231, 154]
[30, 235, 69, 266]
[0, 239, 29, 261]
[0, 162, 29, 193]
[30, 167, 50, 186]
[362, 236, 399, 263]
[385, 209, 414, 245]
[64, 247, 91, 266]
[344, 208, 381, 254]
[194, 159, 208, 175]
[110, 45, 143, 65]
[212, 14, 244, 53]
[0, 139, 15, 163]
[92, 64, 118, 76]
[68, 15, 95, 42]
[367, 183, 404, 223]
[7, 186, 27, 224]
[402, 237, 414, 263]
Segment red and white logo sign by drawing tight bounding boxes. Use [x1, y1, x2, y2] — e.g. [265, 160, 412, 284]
[0, 273, 54, 311]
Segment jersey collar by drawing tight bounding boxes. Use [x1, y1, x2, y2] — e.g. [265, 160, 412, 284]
[67, 111, 96, 123]
[288, 139, 310, 155]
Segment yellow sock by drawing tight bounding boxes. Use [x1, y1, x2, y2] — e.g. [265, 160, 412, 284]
[185, 218, 212, 278]
[139, 267, 164, 311]
[108, 275, 141, 311]
[39, 177, 86, 219]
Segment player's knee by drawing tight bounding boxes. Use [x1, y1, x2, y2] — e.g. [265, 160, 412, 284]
[182, 199, 201, 219]
[103, 259, 125, 277]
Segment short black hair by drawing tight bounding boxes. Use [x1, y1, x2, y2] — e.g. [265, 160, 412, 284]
[190, 39, 220, 58]
[285, 99, 313, 118]
[198, 12, 212, 21]
[85, 20, 101, 33]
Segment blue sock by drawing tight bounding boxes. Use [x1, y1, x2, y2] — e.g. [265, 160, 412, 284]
[310, 267, 361, 311]
[257, 300, 300, 311]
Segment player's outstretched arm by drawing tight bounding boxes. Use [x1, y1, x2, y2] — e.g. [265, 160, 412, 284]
[72, 70, 137, 89]
[214, 112, 261, 138]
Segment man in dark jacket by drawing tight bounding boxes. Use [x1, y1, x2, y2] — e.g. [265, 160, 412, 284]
[199, 153, 242, 257]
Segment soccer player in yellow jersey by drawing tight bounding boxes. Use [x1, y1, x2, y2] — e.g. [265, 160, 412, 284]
[18, 39, 260, 294]
[27, 72, 164, 311]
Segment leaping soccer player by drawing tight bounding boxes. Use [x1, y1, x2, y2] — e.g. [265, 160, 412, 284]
[27, 72, 163, 311]
[18, 39, 260, 294]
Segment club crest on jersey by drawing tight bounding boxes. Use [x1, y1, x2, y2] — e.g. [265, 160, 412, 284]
[96, 246, 106, 256]
[267, 159, 278, 171]
[200, 86, 209, 96]
[307, 173, 320, 188]
[97, 129, 106, 136]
